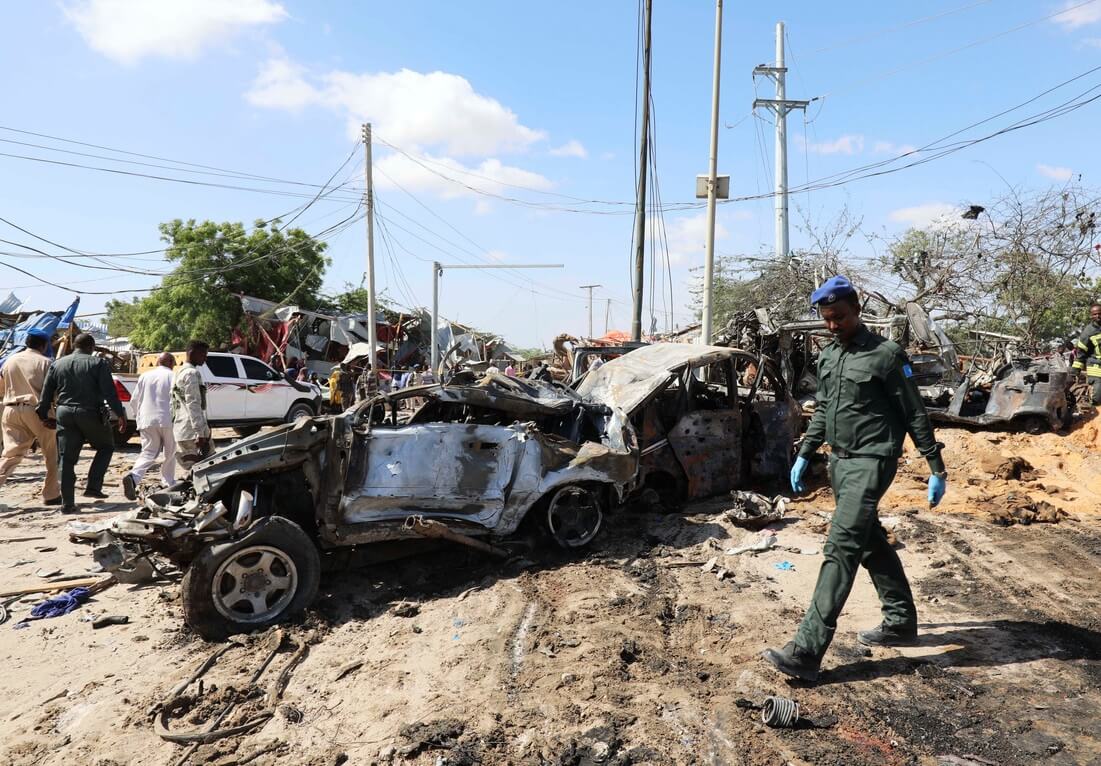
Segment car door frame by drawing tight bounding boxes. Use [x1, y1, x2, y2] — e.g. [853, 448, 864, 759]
[201, 353, 249, 427]
[238, 355, 292, 421]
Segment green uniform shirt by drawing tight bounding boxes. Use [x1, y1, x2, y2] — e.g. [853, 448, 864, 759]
[35, 350, 125, 420]
[798, 324, 945, 474]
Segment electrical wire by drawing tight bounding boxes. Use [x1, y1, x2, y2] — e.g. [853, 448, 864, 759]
[801, 0, 998, 58]
[0, 124, 365, 192]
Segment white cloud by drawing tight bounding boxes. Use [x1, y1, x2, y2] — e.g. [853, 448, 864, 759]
[246, 58, 545, 156]
[872, 140, 917, 156]
[63, 0, 286, 65]
[651, 212, 731, 265]
[549, 140, 588, 159]
[806, 134, 865, 155]
[247, 57, 316, 110]
[1086, 37, 1101, 47]
[1053, 0, 1101, 29]
[888, 202, 958, 229]
[373, 151, 553, 211]
[1037, 163, 1074, 181]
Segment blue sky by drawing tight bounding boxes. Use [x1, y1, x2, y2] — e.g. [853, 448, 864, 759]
[2, 0, 1100, 348]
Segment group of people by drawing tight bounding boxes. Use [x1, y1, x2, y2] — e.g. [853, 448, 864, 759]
[0, 335, 212, 514]
[327, 362, 437, 412]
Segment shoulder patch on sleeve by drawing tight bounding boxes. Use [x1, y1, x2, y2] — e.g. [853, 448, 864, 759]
[902, 363, 913, 378]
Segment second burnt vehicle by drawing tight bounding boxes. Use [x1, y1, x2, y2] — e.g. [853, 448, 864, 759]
[91, 344, 799, 639]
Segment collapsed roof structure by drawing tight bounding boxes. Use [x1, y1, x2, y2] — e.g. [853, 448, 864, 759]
[231, 295, 523, 377]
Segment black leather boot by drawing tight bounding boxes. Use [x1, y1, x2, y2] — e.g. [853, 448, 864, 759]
[762, 641, 820, 682]
[857, 623, 918, 647]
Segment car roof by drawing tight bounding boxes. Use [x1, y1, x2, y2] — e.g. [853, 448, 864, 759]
[576, 343, 738, 413]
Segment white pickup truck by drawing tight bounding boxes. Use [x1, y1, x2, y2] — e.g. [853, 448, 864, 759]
[112, 352, 322, 444]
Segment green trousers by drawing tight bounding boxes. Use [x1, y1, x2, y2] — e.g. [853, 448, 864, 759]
[56, 406, 115, 506]
[795, 455, 917, 659]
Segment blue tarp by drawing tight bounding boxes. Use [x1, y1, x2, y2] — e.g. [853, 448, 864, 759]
[0, 297, 79, 370]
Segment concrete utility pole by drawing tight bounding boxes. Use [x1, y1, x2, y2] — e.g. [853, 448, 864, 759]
[753, 22, 808, 261]
[431, 264, 563, 375]
[580, 284, 602, 338]
[631, 0, 653, 342]
[362, 124, 379, 372]
[700, 0, 724, 346]
[605, 298, 611, 335]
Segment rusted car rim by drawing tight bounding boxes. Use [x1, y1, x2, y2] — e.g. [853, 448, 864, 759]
[211, 545, 299, 624]
[546, 486, 602, 548]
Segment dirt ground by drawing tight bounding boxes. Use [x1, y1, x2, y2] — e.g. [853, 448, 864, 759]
[0, 418, 1099, 766]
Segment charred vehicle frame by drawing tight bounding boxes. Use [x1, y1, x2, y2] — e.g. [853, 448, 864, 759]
[92, 345, 798, 639]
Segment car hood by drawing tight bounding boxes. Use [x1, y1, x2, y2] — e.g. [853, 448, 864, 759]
[576, 343, 738, 414]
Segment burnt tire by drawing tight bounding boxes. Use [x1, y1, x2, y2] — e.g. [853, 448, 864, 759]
[285, 401, 315, 423]
[181, 516, 320, 641]
[545, 485, 603, 549]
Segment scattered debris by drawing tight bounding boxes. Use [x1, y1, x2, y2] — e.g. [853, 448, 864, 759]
[391, 602, 420, 618]
[34, 567, 61, 578]
[726, 530, 778, 556]
[723, 491, 787, 529]
[332, 660, 364, 682]
[988, 493, 1069, 526]
[980, 455, 1039, 481]
[735, 696, 838, 730]
[774, 561, 795, 571]
[92, 615, 129, 629]
[398, 718, 465, 758]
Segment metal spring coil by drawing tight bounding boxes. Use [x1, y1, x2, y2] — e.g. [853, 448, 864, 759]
[761, 696, 800, 728]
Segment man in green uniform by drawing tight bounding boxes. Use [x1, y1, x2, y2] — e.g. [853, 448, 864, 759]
[35, 333, 126, 514]
[763, 276, 947, 683]
[1072, 302, 1101, 405]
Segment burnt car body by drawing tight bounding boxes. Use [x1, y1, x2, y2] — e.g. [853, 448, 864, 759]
[92, 344, 798, 639]
[919, 358, 1074, 433]
[756, 303, 1073, 434]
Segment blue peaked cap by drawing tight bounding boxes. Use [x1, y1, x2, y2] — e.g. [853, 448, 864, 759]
[810, 275, 856, 306]
[25, 328, 51, 340]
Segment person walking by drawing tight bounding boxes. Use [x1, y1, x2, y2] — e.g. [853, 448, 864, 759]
[34, 333, 126, 514]
[762, 276, 947, 683]
[1072, 302, 1101, 405]
[122, 352, 177, 499]
[0, 329, 61, 506]
[172, 340, 211, 473]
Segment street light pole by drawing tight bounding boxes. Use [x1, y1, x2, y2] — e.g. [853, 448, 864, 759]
[362, 124, 378, 373]
[580, 284, 602, 338]
[430, 264, 564, 375]
[700, 0, 723, 345]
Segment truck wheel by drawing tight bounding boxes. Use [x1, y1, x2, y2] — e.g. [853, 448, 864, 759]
[181, 516, 320, 641]
[545, 485, 603, 549]
[285, 401, 314, 423]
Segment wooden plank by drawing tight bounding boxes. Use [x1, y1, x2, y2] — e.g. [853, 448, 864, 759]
[0, 576, 110, 598]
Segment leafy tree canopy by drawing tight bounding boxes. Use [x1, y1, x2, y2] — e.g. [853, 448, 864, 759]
[110, 219, 329, 351]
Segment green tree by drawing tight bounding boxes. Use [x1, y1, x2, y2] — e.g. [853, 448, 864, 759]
[116, 219, 329, 350]
[104, 297, 142, 337]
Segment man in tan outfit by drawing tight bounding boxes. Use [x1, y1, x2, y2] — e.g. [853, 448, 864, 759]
[0, 329, 61, 505]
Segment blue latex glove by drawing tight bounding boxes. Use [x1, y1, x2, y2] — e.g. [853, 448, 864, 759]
[928, 474, 947, 507]
[790, 456, 809, 494]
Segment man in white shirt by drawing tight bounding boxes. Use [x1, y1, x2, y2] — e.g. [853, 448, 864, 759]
[123, 352, 177, 499]
[172, 340, 212, 473]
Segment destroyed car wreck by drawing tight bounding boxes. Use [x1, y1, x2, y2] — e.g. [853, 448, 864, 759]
[91, 344, 798, 639]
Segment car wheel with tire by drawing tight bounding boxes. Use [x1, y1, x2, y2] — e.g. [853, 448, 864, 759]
[285, 401, 315, 423]
[545, 485, 603, 549]
[181, 516, 320, 640]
